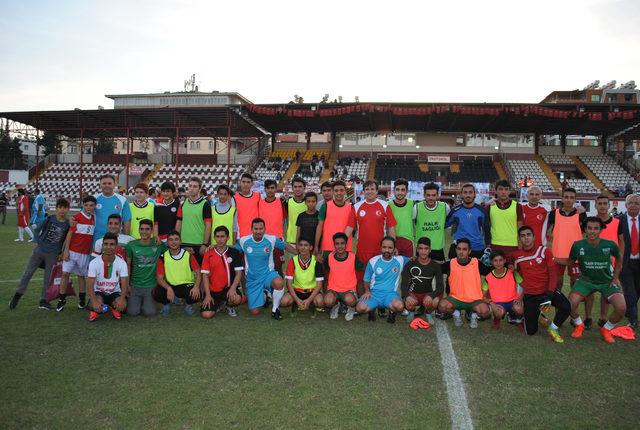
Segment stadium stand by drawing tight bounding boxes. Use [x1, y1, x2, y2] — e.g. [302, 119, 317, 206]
[331, 156, 370, 181]
[543, 154, 573, 165]
[580, 155, 640, 194]
[375, 158, 435, 185]
[567, 178, 599, 194]
[0, 182, 16, 193]
[253, 156, 292, 182]
[302, 149, 330, 161]
[447, 159, 499, 184]
[506, 159, 554, 192]
[294, 162, 323, 185]
[150, 163, 246, 192]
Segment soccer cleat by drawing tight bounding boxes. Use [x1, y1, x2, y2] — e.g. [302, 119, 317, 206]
[453, 314, 463, 327]
[227, 306, 238, 317]
[584, 318, 593, 330]
[600, 327, 615, 343]
[345, 307, 355, 321]
[426, 312, 435, 325]
[571, 323, 586, 339]
[161, 304, 172, 317]
[368, 311, 377, 322]
[548, 328, 564, 343]
[401, 309, 409, 316]
[9, 293, 22, 310]
[89, 311, 99, 322]
[14, 238, 23, 242]
[377, 308, 387, 318]
[38, 300, 52, 310]
[77, 301, 86, 310]
[329, 304, 340, 320]
[110, 307, 122, 320]
[492, 318, 501, 330]
[387, 311, 396, 324]
[55, 299, 66, 312]
[469, 314, 479, 329]
[28, 238, 34, 243]
[184, 305, 195, 316]
[271, 309, 283, 321]
[597, 319, 606, 328]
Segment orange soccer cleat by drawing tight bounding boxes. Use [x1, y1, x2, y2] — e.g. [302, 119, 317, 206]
[110, 308, 122, 320]
[600, 327, 615, 344]
[89, 311, 99, 322]
[571, 323, 585, 339]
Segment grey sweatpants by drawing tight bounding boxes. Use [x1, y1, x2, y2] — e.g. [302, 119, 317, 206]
[127, 287, 156, 317]
[16, 247, 58, 301]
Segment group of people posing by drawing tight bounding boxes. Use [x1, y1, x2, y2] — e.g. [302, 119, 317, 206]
[9, 172, 640, 344]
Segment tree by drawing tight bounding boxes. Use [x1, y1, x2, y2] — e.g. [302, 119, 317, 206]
[0, 134, 26, 169]
[94, 137, 115, 154]
[41, 131, 61, 156]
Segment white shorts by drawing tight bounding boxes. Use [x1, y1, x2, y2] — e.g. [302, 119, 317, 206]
[62, 251, 90, 276]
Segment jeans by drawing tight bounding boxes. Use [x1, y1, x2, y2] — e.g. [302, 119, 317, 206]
[127, 287, 157, 316]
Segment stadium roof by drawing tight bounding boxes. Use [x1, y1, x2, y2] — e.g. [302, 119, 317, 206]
[0, 106, 266, 139]
[244, 102, 640, 137]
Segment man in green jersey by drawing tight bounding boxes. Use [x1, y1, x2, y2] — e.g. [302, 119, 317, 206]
[389, 178, 415, 257]
[126, 219, 166, 317]
[487, 179, 522, 255]
[130, 182, 155, 240]
[280, 238, 325, 315]
[285, 177, 307, 258]
[175, 176, 211, 265]
[414, 182, 450, 262]
[559, 217, 626, 343]
[211, 184, 237, 246]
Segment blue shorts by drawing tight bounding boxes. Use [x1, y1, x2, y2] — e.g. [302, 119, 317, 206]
[246, 271, 280, 309]
[360, 290, 400, 310]
[495, 301, 515, 316]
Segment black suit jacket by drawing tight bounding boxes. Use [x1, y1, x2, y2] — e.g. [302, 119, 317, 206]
[618, 213, 640, 271]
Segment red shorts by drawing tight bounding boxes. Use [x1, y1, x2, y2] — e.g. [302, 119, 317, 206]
[356, 251, 378, 282]
[395, 237, 414, 258]
[554, 260, 580, 282]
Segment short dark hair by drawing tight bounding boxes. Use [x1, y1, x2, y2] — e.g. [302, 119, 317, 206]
[82, 195, 97, 204]
[562, 187, 577, 196]
[381, 235, 396, 247]
[291, 176, 306, 187]
[241, 173, 254, 181]
[423, 182, 439, 193]
[99, 174, 116, 182]
[102, 232, 118, 244]
[596, 194, 609, 201]
[461, 183, 476, 192]
[160, 181, 176, 192]
[297, 237, 313, 247]
[17, 188, 25, 195]
[490, 249, 506, 260]
[320, 181, 333, 190]
[495, 179, 511, 189]
[55, 198, 70, 208]
[166, 230, 180, 239]
[333, 232, 348, 243]
[178, 187, 186, 193]
[189, 176, 202, 187]
[417, 237, 431, 247]
[139, 219, 153, 228]
[264, 179, 277, 188]
[583, 216, 604, 230]
[252, 217, 265, 227]
[394, 179, 409, 189]
[34, 188, 40, 194]
[332, 180, 346, 189]
[518, 225, 534, 236]
[363, 179, 378, 190]
[217, 184, 232, 195]
[456, 238, 471, 249]
[107, 214, 122, 223]
[304, 191, 318, 201]
[214, 225, 229, 236]
[134, 182, 148, 193]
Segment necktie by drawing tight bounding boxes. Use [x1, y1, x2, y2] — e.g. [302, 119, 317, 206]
[632, 217, 639, 256]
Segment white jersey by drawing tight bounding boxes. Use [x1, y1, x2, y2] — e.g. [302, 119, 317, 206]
[88, 255, 129, 294]
[92, 233, 134, 259]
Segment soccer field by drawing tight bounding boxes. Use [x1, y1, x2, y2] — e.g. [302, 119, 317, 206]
[1, 211, 638, 429]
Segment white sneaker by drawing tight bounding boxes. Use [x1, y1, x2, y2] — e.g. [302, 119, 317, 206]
[453, 314, 463, 327]
[345, 306, 355, 321]
[470, 313, 479, 329]
[14, 238, 23, 242]
[401, 309, 409, 316]
[227, 306, 238, 317]
[28, 239, 34, 242]
[330, 304, 340, 319]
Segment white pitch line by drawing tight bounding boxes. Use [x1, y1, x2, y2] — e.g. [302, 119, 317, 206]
[435, 320, 474, 430]
[0, 277, 43, 283]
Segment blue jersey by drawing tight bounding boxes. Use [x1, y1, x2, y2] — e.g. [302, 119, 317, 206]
[446, 204, 489, 251]
[94, 193, 131, 241]
[235, 234, 285, 280]
[364, 255, 409, 292]
[31, 194, 47, 224]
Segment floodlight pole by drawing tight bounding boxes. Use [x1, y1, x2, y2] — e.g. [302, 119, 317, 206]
[35, 129, 40, 186]
[175, 127, 180, 186]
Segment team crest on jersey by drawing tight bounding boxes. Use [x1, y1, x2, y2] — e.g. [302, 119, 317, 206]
[226, 257, 233, 263]
[264, 247, 270, 253]
[115, 205, 120, 210]
[536, 257, 543, 264]
[376, 210, 382, 217]
[392, 267, 398, 273]
[96, 203, 102, 209]
[359, 210, 366, 217]
[466, 213, 472, 219]
[376, 267, 383, 274]
[537, 214, 544, 220]
[247, 247, 253, 253]
[579, 248, 585, 256]
[603, 248, 611, 256]
[171, 207, 177, 212]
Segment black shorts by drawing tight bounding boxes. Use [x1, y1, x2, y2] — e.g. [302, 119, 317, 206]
[201, 287, 243, 312]
[95, 291, 121, 307]
[428, 249, 446, 262]
[293, 290, 313, 301]
[181, 243, 204, 265]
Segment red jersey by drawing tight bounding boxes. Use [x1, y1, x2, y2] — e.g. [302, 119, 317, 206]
[521, 203, 549, 247]
[200, 247, 244, 292]
[69, 211, 95, 254]
[258, 197, 286, 238]
[354, 199, 397, 254]
[234, 192, 260, 237]
[510, 245, 557, 295]
[17, 195, 29, 227]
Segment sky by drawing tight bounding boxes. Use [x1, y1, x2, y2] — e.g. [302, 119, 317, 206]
[0, 0, 638, 111]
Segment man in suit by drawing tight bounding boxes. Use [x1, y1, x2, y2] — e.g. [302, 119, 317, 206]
[618, 193, 640, 329]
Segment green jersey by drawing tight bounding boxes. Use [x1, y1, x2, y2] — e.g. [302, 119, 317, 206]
[569, 239, 620, 285]
[414, 201, 448, 251]
[179, 197, 212, 245]
[388, 199, 414, 241]
[126, 240, 167, 288]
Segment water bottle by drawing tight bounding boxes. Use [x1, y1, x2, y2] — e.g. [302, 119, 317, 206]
[101, 304, 109, 313]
